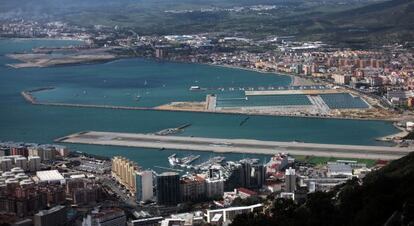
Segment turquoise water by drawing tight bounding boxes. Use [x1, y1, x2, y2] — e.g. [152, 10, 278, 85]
[0, 39, 399, 170]
[31, 57, 291, 107]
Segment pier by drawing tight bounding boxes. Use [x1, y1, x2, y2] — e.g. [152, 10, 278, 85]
[57, 131, 413, 160]
[155, 123, 192, 136]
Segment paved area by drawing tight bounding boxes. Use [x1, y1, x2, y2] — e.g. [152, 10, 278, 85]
[307, 95, 331, 115]
[57, 131, 413, 160]
[245, 89, 344, 96]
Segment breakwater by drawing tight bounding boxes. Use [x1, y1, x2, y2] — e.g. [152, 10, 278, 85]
[21, 87, 398, 122]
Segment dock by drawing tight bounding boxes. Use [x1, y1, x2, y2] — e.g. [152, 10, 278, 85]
[56, 131, 413, 160]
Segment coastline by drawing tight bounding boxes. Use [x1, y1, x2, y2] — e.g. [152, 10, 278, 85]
[4, 37, 87, 42]
[206, 63, 298, 86]
[5, 38, 401, 127]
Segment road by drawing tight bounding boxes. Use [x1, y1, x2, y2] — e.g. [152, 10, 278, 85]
[57, 131, 413, 160]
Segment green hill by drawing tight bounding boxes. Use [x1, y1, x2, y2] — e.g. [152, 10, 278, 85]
[297, 0, 414, 46]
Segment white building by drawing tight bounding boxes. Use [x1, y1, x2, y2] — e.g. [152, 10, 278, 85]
[205, 204, 263, 225]
[332, 73, 351, 85]
[285, 167, 296, 192]
[36, 170, 64, 183]
[407, 121, 414, 131]
[135, 170, 153, 202]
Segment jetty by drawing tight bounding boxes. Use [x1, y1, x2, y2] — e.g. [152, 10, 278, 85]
[155, 123, 192, 136]
[56, 131, 413, 160]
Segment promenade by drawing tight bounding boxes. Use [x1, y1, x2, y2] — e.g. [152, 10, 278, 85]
[57, 131, 412, 160]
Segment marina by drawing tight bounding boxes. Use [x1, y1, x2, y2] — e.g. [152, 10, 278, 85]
[168, 154, 201, 167]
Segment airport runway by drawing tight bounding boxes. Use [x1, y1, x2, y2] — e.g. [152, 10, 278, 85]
[57, 131, 413, 160]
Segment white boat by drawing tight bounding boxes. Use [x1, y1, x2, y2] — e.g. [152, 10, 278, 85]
[189, 85, 201, 91]
[168, 154, 178, 166]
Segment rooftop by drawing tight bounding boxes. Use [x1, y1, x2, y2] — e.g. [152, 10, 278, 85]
[36, 170, 64, 182]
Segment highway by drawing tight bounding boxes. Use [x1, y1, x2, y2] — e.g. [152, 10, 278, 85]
[57, 131, 413, 160]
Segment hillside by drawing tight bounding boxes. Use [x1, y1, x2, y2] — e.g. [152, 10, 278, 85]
[230, 152, 414, 226]
[0, 0, 412, 46]
[297, 0, 414, 46]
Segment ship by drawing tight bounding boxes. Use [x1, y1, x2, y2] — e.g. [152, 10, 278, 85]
[168, 154, 178, 166]
[168, 154, 200, 167]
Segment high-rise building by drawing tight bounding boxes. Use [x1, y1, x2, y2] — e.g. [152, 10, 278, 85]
[239, 161, 266, 189]
[0, 158, 13, 172]
[135, 170, 153, 203]
[34, 205, 67, 226]
[156, 172, 180, 205]
[28, 156, 41, 172]
[180, 175, 206, 202]
[54, 145, 69, 157]
[28, 147, 56, 162]
[285, 167, 296, 193]
[205, 178, 224, 198]
[72, 185, 101, 205]
[111, 156, 140, 194]
[15, 157, 27, 171]
[111, 157, 153, 202]
[11, 147, 28, 157]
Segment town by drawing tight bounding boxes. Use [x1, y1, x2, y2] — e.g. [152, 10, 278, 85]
[0, 141, 380, 226]
[1, 0, 414, 224]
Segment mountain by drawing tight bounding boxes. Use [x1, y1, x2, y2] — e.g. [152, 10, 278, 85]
[296, 0, 414, 46]
[230, 151, 414, 226]
[0, 0, 412, 46]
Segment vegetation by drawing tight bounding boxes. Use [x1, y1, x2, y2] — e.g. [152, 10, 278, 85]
[2, 0, 413, 46]
[230, 152, 414, 226]
[293, 155, 377, 167]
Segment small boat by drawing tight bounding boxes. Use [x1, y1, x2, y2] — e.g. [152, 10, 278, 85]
[189, 85, 201, 91]
[135, 95, 141, 101]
